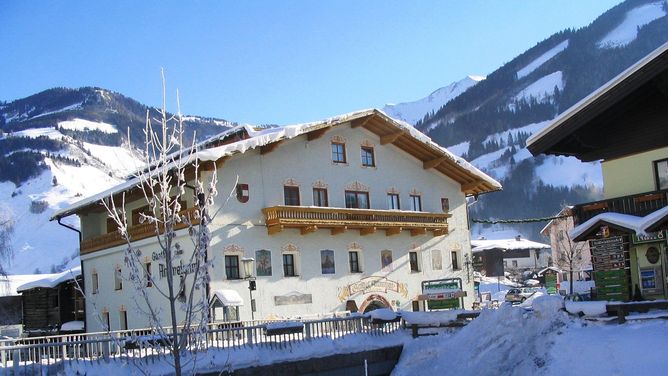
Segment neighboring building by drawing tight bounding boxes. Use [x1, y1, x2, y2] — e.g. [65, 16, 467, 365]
[15, 267, 84, 336]
[52, 109, 501, 331]
[540, 207, 592, 283]
[471, 236, 551, 276]
[528, 42, 668, 301]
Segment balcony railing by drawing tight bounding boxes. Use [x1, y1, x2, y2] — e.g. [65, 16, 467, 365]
[262, 205, 450, 236]
[573, 189, 668, 225]
[80, 207, 201, 254]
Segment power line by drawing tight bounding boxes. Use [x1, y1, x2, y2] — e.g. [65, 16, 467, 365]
[471, 214, 572, 225]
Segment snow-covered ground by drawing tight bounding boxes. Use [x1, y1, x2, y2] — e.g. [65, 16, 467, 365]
[536, 155, 602, 188]
[59, 118, 118, 133]
[597, 1, 666, 48]
[517, 40, 569, 79]
[8, 298, 668, 375]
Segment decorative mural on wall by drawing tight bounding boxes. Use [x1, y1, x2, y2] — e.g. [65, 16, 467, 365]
[431, 249, 443, 270]
[337, 276, 408, 302]
[321, 250, 335, 274]
[255, 249, 272, 276]
[381, 250, 393, 271]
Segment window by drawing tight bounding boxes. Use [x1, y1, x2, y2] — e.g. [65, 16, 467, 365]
[50, 292, 59, 308]
[92, 272, 99, 294]
[321, 250, 335, 274]
[409, 251, 420, 272]
[225, 255, 240, 280]
[114, 267, 122, 290]
[387, 194, 400, 210]
[349, 251, 361, 273]
[313, 188, 328, 207]
[451, 251, 459, 270]
[283, 254, 296, 277]
[284, 186, 300, 206]
[654, 158, 668, 190]
[503, 260, 508, 268]
[119, 310, 128, 331]
[512, 260, 518, 268]
[144, 262, 152, 287]
[410, 195, 422, 211]
[361, 146, 375, 167]
[345, 191, 370, 209]
[331, 142, 346, 163]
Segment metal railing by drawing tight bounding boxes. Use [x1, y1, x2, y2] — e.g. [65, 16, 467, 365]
[0, 316, 402, 374]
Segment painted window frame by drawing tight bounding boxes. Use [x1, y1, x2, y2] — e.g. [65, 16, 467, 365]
[313, 188, 329, 207]
[345, 190, 370, 209]
[387, 193, 400, 210]
[349, 250, 362, 273]
[284, 185, 301, 206]
[225, 255, 241, 280]
[331, 142, 347, 163]
[410, 194, 422, 211]
[283, 253, 297, 277]
[409, 251, 420, 272]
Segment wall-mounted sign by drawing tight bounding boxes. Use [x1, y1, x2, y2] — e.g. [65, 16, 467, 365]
[274, 291, 312, 306]
[646, 246, 660, 264]
[158, 260, 197, 279]
[632, 231, 666, 244]
[236, 183, 249, 203]
[338, 276, 408, 302]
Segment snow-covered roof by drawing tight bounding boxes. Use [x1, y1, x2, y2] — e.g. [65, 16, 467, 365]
[471, 238, 551, 253]
[60, 320, 85, 331]
[0, 274, 54, 297]
[52, 109, 501, 220]
[527, 41, 668, 154]
[570, 206, 668, 241]
[537, 266, 562, 276]
[210, 289, 244, 307]
[539, 206, 574, 235]
[15, 267, 81, 293]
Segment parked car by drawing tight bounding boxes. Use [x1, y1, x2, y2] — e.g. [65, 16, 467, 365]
[505, 287, 538, 303]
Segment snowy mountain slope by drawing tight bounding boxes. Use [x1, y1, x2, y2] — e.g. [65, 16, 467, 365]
[516, 40, 569, 79]
[512, 71, 564, 104]
[597, 1, 666, 48]
[382, 76, 484, 126]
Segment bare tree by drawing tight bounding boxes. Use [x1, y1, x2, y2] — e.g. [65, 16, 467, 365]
[553, 216, 588, 295]
[102, 71, 222, 375]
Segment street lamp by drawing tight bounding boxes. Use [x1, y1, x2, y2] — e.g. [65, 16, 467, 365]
[241, 257, 256, 321]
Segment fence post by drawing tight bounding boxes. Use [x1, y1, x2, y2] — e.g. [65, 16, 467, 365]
[13, 349, 19, 375]
[246, 328, 254, 346]
[102, 340, 110, 362]
[305, 323, 311, 340]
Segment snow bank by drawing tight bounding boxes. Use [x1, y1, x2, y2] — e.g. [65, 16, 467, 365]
[565, 301, 607, 316]
[400, 310, 461, 326]
[60, 321, 85, 331]
[393, 304, 567, 376]
[365, 308, 398, 321]
[597, 2, 666, 48]
[531, 295, 564, 317]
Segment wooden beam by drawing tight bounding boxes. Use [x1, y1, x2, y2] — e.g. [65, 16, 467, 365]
[460, 181, 482, 192]
[199, 160, 216, 171]
[351, 115, 374, 128]
[432, 229, 448, 237]
[268, 225, 283, 235]
[380, 132, 403, 145]
[300, 225, 318, 235]
[410, 228, 427, 237]
[423, 156, 447, 169]
[360, 227, 377, 236]
[331, 226, 347, 235]
[307, 127, 329, 141]
[260, 141, 283, 155]
[215, 156, 229, 169]
[385, 227, 402, 236]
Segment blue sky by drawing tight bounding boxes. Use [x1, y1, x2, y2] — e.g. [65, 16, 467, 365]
[1, 1, 622, 125]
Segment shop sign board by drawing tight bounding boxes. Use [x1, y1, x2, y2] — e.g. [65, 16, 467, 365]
[422, 278, 462, 310]
[632, 230, 666, 244]
[590, 236, 625, 271]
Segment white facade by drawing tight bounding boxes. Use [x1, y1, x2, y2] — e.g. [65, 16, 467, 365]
[67, 111, 500, 331]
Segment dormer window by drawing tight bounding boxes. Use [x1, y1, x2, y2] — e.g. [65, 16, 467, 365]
[331, 142, 346, 163]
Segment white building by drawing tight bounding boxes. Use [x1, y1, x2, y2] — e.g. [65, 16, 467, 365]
[52, 109, 500, 331]
[471, 236, 551, 273]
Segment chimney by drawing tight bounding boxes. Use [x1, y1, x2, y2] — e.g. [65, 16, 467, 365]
[515, 235, 521, 241]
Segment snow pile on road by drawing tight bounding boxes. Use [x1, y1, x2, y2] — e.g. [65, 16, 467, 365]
[400, 310, 462, 326]
[393, 296, 567, 376]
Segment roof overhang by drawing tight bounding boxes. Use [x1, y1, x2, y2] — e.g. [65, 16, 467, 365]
[527, 42, 668, 162]
[52, 109, 501, 221]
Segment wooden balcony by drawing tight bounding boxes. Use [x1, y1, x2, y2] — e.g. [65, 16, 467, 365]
[573, 189, 668, 225]
[80, 207, 201, 254]
[262, 206, 450, 236]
